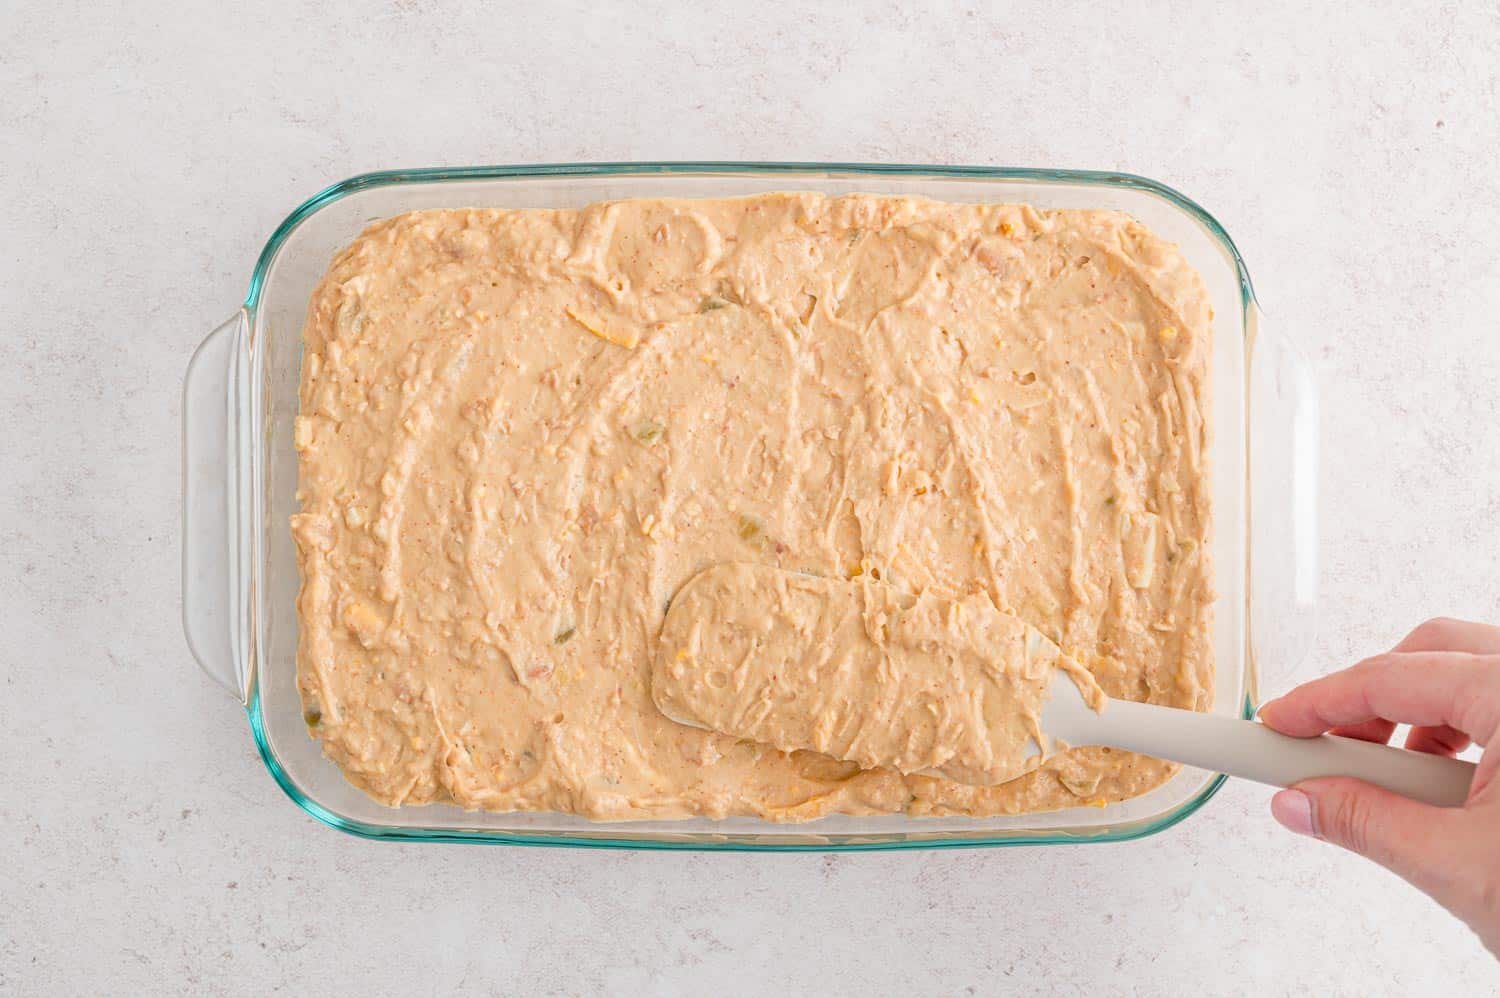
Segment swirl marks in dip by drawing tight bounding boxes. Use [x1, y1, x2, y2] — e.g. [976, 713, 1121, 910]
[653, 563, 1105, 788]
[291, 192, 1213, 821]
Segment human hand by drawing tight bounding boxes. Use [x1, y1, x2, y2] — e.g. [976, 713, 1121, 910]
[1258, 618, 1500, 958]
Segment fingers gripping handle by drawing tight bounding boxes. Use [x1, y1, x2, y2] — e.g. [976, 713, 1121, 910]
[181, 310, 253, 703]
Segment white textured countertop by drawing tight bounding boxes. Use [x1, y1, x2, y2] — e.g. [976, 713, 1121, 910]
[3, 1, 1498, 993]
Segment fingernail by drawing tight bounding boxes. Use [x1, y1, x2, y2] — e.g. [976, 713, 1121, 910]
[1271, 789, 1316, 837]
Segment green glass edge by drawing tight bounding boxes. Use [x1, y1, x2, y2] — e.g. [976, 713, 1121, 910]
[249, 693, 1241, 851]
[245, 161, 1255, 850]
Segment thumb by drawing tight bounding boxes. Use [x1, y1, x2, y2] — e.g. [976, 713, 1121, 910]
[1271, 777, 1462, 892]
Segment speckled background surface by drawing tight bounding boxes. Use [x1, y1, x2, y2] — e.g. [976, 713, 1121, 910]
[3, 1, 1498, 993]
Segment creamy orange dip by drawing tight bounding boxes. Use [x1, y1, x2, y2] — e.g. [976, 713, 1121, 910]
[291, 193, 1214, 821]
[654, 563, 1106, 789]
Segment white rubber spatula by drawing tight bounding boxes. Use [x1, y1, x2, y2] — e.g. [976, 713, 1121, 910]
[655, 563, 1477, 807]
[1041, 673, 1476, 807]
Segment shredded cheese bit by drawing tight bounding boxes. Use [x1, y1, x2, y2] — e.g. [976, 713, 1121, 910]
[882, 460, 900, 496]
[566, 305, 639, 349]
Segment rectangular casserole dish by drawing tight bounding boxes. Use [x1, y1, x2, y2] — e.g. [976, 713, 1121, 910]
[182, 162, 1318, 849]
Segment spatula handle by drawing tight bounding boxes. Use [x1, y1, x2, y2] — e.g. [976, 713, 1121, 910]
[1081, 698, 1477, 808]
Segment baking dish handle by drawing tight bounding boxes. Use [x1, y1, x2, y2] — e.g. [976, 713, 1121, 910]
[1249, 304, 1320, 695]
[182, 310, 253, 704]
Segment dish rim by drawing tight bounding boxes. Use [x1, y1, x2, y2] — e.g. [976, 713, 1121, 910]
[240, 161, 1256, 850]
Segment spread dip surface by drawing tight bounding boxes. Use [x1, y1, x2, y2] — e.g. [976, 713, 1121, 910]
[654, 563, 1107, 789]
[291, 192, 1214, 821]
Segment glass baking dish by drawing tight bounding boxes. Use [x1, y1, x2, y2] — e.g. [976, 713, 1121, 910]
[182, 162, 1318, 850]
